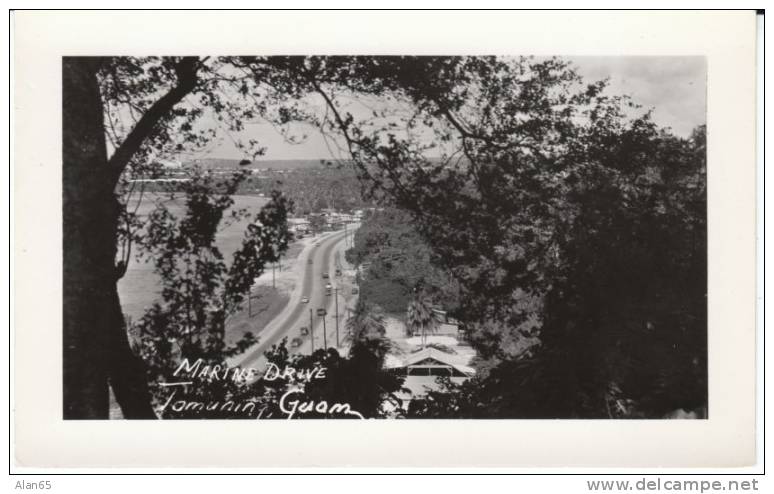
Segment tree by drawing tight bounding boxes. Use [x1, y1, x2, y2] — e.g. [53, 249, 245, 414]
[64, 55, 706, 419]
[63, 56, 309, 418]
[308, 214, 327, 235]
[131, 170, 291, 414]
[405, 292, 437, 347]
[345, 299, 387, 344]
[63, 55, 472, 418]
[319, 300, 402, 417]
[63, 57, 202, 419]
[346, 207, 461, 314]
[298, 56, 707, 417]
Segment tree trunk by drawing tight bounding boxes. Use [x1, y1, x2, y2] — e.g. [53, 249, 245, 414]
[107, 283, 157, 419]
[63, 58, 156, 419]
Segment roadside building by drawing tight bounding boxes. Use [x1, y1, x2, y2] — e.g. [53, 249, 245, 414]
[157, 158, 183, 169]
[327, 220, 346, 231]
[385, 343, 475, 410]
[287, 217, 311, 234]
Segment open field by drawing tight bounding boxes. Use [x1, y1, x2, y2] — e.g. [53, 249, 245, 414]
[224, 240, 306, 345]
[226, 285, 290, 346]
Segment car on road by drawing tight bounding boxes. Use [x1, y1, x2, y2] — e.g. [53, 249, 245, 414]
[290, 337, 303, 348]
[299, 326, 309, 336]
[325, 283, 332, 290]
[335, 269, 342, 276]
[301, 296, 309, 304]
[308, 259, 313, 265]
[322, 272, 329, 279]
[351, 287, 359, 295]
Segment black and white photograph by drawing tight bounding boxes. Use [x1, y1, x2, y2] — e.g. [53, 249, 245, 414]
[62, 53, 708, 421]
[12, 9, 760, 472]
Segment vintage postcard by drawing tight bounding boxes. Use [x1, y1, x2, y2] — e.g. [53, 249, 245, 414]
[12, 10, 759, 468]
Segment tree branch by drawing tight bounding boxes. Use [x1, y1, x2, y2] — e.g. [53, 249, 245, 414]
[107, 57, 201, 187]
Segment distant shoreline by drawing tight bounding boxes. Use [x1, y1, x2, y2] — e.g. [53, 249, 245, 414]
[182, 158, 347, 170]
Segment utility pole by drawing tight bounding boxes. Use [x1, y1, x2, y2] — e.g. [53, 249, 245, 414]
[309, 308, 314, 353]
[272, 262, 276, 289]
[334, 287, 340, 347]
[321, 313, 328, 349]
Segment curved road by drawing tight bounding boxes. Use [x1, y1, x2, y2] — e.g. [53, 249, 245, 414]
[234, 228, 354, 369]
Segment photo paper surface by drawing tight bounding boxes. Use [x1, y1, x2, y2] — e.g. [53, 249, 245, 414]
[12, 10, 758, 468]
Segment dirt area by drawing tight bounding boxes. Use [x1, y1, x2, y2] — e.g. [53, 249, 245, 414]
[247, 237, 307, 294]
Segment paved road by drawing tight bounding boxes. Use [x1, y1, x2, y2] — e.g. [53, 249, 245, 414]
[234, 228, 351, 369]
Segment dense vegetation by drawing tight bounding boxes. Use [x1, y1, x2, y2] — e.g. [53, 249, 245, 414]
[127, 165, 376, 216]
[347, 207, 541, 370]
[318, 57, 707, 418]
[238, 166, 377, 214]
[129, 169, 402, 419]
[65, 55, 706, 419]
[345, 208, 460, 314]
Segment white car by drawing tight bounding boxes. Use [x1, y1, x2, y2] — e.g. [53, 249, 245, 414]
[301, 296, 309, 304]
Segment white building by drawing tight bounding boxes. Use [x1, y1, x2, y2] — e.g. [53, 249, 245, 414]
[287, 217, 311, 233]
[157, 158, 183, 169]
[385, 344, 475, 410]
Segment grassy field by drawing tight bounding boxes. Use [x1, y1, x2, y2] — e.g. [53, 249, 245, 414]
[118, 193, 270, 320]
[225, 285, 289, 346]
[224, 240, 305, 345]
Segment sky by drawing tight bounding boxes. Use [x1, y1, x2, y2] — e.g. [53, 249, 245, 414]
[200, 56, 707, 161]
[571, 56, 707, 137]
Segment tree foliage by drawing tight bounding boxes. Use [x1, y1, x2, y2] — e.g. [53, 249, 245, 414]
[129, 169, 291, 408]
[284, 56, 707, 417]
[405, 293, 437, 346]
[65, 55, 706, 419]
[128, 170, 403, 419]
[346, 207, 461, 314]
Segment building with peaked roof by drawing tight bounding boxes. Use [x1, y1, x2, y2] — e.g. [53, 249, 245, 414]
[386, 346, 475, 409]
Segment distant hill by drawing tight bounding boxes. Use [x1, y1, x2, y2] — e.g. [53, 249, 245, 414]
[183, 158, 347, 170]
[183, 156, 456, 171]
